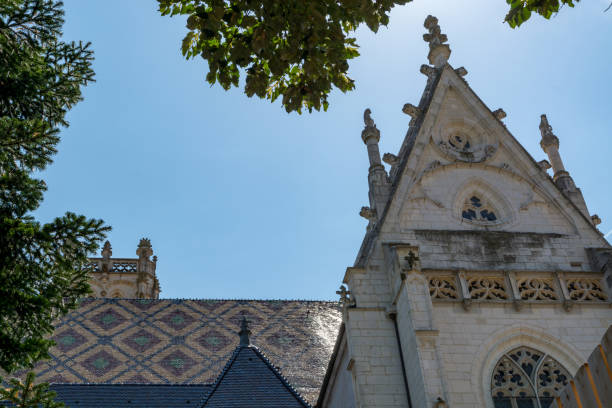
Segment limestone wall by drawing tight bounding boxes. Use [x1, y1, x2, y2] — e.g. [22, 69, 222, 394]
[432, 302, 611, 407]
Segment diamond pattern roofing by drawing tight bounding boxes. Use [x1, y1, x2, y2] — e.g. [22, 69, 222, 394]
[24, 299, 341, 404]
[201, 345, 310, 407]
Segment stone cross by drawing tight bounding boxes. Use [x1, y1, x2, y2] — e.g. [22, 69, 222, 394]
[336, 285, 352, 306]
[422, 15, 451, 67]
[404, 251, 420, 270]
[423, 15, 448, 50]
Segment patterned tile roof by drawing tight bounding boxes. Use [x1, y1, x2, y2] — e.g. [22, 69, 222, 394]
[50, 384, 211, 407]
[201, 345, 310, 407]
[29, 299, 341, 404]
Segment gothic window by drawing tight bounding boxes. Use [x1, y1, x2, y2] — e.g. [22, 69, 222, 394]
[491, 347, 570, 408]
[462, 196, 497, 222]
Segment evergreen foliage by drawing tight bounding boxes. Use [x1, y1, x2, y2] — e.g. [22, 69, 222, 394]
[0, 372, 64, 408]
[0, 0, 109, 375]
[159, 0, 581, 113]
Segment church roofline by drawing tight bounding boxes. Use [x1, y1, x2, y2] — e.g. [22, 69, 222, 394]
[315, 323, 346, 408]
[76, 297, 340, 302]
[354, 63, 444, 268]
[200, 344, 312, 407]
[354, 60, 609, 269]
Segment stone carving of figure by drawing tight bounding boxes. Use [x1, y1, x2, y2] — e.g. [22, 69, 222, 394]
[364, 108, 376, 128]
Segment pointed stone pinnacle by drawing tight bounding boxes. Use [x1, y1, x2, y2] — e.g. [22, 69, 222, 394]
[539, 114, 559, 150]
[423, 15, 451, 67]
[238, 316, 251, 346]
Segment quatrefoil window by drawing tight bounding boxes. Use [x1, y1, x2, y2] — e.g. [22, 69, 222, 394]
[462, 196, 497, 222]
[448, 134, 471, 150]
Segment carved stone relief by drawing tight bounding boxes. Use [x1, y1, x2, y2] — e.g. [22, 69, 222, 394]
[566, 278, 607, 301]
[517, 278, 558, 301]
[429, 276, 459, 299]
[467, 276, 508, 300]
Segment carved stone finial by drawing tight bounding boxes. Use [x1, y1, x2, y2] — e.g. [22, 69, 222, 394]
[402, 103, 421, 117]
[592, 214, 602, 226]
[382, 153, 398, 166]
[435, 398, 448, 408]
[336, 285, 354, 307]
[364, 108, 375, 128]
[238, 316, 251, 346]
[361, 108, 381, 144]
[539, 114, 559, 150]
[537, 160, 552, 171]
[493, 108, 507, 120]
[423, 15, 447, 49]
[359, 206, 377, 221]
[101, 240, 112, 259]
[455, 67, 468, 77]
[136, 238, 153, 259]
[420, 64, 437, 78]
[423, 15, 451, 67]
[402, 103, 422, 126]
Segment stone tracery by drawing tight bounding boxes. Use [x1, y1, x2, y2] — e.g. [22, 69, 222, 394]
[491, 347, 570, 408]
[462, 195, 498, 222]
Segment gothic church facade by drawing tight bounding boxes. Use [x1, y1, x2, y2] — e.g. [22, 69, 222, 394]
[30, 15, 611, 408]
[318, 16, 611, 408]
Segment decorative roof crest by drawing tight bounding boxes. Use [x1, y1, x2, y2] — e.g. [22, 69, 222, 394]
[423, 15, 451, 67]
[136, 237, 154, 259]
[238, 316, 251, 346]
[423, 15, 447, 49]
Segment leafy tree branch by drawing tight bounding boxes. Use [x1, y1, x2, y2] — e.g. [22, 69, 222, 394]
[159, 0, 582, 113]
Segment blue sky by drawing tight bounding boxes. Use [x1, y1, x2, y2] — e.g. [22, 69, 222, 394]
[39, 0, 612, 300]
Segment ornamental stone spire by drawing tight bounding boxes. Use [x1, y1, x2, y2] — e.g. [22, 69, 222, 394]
[539, 114, 565, 173]
[361, 108, 382, 168]
[361, 109, 391, 221]
[423, 15, 450, 67]
[238, 316, 251, 346]
[539, 114, 591, 219]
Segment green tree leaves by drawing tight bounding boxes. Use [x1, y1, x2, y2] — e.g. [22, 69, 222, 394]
[160, 0, 582, 112]
[505, 0, 578, 28]
[159, 0, 411, 113]
[0, 372, 64, 408]
[0, 0, 109, 375]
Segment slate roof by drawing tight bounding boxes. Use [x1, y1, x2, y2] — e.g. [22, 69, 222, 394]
[49, 384, 211, 408]
[201, 345, 311, 407]
[22, 299, 341, 404]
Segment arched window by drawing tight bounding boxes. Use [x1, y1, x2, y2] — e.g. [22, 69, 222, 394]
[462, 195, 497, 222]
[491, 347, 570, 408]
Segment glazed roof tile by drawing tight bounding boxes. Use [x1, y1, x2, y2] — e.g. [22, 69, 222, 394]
[23, 299, 341, 404]
[201, 345, 310, 407]
[50, 383, 211, 408]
